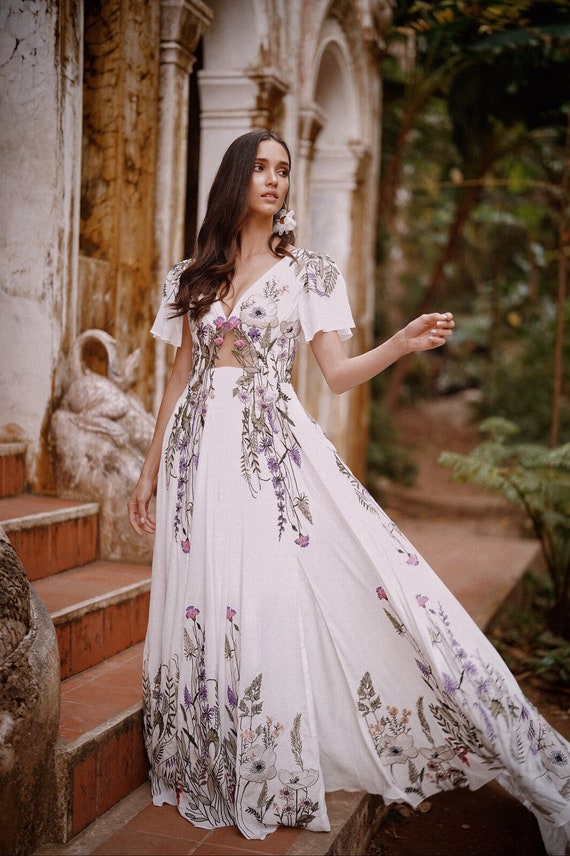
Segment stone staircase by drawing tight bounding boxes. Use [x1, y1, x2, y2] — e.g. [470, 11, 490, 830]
[0, 443, 151, 844]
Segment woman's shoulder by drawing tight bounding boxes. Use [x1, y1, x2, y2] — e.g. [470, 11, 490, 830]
[288, 247, 342, 295]
[288, 247, 340, 276]
[162, 259, 191, 297]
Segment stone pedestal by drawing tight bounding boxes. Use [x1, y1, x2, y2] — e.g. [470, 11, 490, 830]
[0, 528, 60, 856]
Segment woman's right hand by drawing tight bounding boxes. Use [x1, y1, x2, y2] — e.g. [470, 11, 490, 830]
[127, 474, 156, 535]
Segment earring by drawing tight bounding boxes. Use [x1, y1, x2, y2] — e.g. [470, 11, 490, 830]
[273, 208, 297, 236]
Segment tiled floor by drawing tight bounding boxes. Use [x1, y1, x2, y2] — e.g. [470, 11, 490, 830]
[37, 783, 370, 856]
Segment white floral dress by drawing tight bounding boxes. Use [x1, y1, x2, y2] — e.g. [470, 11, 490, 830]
[144, 248, 570, 853]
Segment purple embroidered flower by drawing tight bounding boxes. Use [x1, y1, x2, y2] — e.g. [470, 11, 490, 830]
[184, 685, 192, 708]
[443, 673, 458, 695]
[376, 586, 388, 601]
[213, 316, 226, 329]
[201, 705, 216, 722]
[259, 435, 273, 453]
[227, 607, 236, 621]
[289, 446, 301, 467]
[267, 457, 280, 475]
[248, 326, 261, 341]
[181, 538, 191, 553]
[416, 594, 429, 608]
[416, 658, 431, 680]
[295, 534, 310, 548]
[227, 686, 238, 709]
[407, 553, 419, 566]
[198, 684, 208, 700]
[226, 315, 240, 329]
[196, 322, 207, 341]
[186, 605, 200, 620]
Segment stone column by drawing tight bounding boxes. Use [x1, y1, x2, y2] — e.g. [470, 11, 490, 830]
[296, 142, 370, 472]
[0, 0, 83, 490]
[197, 70, 289, 222]
[153, 0, 213, 413]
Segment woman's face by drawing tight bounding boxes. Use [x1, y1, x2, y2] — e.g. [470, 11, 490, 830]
[247, 138, 290, 220]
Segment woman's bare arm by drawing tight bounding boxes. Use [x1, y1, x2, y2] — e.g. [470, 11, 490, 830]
[310, 312, 454, 395]
[128, 317, 193, 534]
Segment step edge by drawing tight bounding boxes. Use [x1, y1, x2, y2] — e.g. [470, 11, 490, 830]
[58, 701, 143, 758]
[1, 502, 100, 531]
[0, 442, 27, 456]
[51, 579, 151, 624]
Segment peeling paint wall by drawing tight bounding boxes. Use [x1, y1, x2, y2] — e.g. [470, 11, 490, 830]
[0, 0, 82, 489]
[0, 0, 390, 490]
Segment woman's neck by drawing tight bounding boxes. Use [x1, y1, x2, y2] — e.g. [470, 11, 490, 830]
[238, 216, 274, 262]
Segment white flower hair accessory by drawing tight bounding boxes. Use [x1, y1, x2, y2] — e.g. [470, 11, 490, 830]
[273, 208, 297, 236]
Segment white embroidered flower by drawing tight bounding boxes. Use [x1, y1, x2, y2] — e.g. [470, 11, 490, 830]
[278, 768, 319, 789]
[240, 295, 279, 329]
[543, 746, 570, 779]
[280, 319, 301, 339]
[378, 733, 419, 765]
[241, 745, 277, 782]
[273, 208, 297, 236]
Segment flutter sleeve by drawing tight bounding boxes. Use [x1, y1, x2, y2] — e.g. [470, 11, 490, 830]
[150, 259, 190, 347]
[297, 252, 355, 342]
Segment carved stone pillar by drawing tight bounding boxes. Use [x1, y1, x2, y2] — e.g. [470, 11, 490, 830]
[153, 0, 213, 413]
[297, 141, 371, 475]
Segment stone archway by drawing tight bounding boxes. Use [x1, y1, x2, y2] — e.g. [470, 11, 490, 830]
[296, 19, 372, 475]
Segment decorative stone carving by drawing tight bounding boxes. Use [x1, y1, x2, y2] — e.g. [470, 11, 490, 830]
[51, 330, 155, 563]
[0, 526, 60, 856]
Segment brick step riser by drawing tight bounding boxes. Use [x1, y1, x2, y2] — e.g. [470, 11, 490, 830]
[53, 707, 149, 843]
[55, 590, 150, 680]
[0, 453, 152, 844]
[0, 448, 26, 498]
[5, 514, 98, 580]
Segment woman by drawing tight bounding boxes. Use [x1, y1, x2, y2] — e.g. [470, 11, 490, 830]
[129, 129, 570, 852]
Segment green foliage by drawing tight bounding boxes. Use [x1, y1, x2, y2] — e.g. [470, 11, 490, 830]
[439, 417, 570, 637]
[490, 569, 570, 689]
[367, 375, 418, 486]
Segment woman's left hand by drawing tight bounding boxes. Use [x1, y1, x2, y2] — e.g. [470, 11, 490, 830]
[402, 312, 455, 353]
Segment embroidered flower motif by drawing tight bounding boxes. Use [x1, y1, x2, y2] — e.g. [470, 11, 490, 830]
[419, 744, 456, 763]
[543, 747, 570, 778]
[407, 553, 419, 566]
[280, 319, 301, 338]
[277, 768, 319, 789]
[181, 538, 191, 553]
[240, 295, 279, 329]
[416, 594, 429, 608]
[378, 733, 419, 765]
[241, 745, 277, 783]
[226, 607, 236, 621]
[185, 605, 200, 620]
[273, 208, 296, 236]
[376, 586, 388, 601]
[295, 534, 310, 548]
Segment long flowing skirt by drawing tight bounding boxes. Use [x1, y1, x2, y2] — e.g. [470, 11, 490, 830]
[143, 367, 570, 853]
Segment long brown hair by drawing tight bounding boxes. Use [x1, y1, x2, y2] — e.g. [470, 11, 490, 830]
[173, 129, 294, 321]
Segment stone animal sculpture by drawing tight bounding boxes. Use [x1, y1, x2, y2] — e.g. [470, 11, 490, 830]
[51, 329, 155, 563]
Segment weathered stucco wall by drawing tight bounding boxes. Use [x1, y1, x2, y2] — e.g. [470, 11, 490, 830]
[0, 0, 83, 490]
[1, 0, 390, 492]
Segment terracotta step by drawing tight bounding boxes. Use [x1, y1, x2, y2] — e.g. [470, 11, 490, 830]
[0, 494, 98, 580]
[54, 643, 149, 841]
[33, 560, 151, 679]
[0, 443, 26, 497]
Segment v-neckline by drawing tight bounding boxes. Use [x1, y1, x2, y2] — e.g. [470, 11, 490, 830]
[216, 255, 290, 320]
